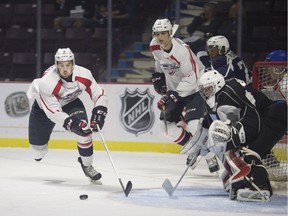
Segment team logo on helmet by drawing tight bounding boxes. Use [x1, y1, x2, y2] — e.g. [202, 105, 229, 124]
[120, 88, 155, 135]
[5, 92, 30, 117]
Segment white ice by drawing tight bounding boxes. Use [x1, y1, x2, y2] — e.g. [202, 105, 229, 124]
[0, 148, 287, 216]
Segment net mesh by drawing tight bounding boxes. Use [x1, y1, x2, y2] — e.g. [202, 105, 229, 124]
[252, 61, 287, 182]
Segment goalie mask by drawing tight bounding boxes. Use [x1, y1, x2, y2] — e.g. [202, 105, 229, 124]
[206, 35, 230, 55]
[265, 50, 287, 80]
[152, 18, 173, 36]
[198, 70, 225, 108]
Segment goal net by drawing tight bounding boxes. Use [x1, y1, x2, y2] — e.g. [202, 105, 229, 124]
[252, 61, 287, 183]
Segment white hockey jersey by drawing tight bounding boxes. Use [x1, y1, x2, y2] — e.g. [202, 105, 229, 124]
[150, 37, 205, 97]
[27, 65, 108, 125]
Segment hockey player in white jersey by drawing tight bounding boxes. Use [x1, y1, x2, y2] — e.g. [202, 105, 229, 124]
[150, 18, 219, 172]
[27, 48, 108, 182]
[150, 18, 205, 144]
[182, 70, 287, 201]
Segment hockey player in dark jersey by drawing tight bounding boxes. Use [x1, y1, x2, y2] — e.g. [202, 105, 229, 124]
[181, 70, 287, 201]
[206, 35, 252, 84]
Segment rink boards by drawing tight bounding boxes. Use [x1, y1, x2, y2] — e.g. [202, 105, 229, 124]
[0, 82, 180, 153]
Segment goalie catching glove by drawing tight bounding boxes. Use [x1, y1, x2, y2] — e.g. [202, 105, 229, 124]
[63, 116, 92, 137]
[90, 106, 107, 131]
[208, 120, 246, 154]
[151, 72, 167, 95]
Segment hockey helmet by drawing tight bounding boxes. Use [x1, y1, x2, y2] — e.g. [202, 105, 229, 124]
[197, 70, 225, 108]
[206, 35, 230, 54]
[152, 18, 173, 35]
[266, 50, 288, 61]
[55, 48, 75, 65]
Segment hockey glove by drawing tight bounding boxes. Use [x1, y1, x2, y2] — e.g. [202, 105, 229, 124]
[90, 106, 107, 131]
[63, 116, 92, 137]
[157, 90, 180, 112]
[151, 72, 167, 95]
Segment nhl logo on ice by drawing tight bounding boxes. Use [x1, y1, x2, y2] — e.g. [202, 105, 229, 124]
[5, 92, 30, 117]
[120, 88, 155, 135]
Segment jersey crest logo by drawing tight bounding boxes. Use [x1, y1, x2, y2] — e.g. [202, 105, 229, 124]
[160, 63, 180, 76]
[120, 88, 155, 135]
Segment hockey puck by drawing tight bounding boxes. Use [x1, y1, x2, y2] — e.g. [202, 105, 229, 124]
[79, 194, 88, 200]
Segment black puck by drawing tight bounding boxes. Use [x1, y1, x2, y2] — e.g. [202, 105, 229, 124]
[79, 194, 88, 200]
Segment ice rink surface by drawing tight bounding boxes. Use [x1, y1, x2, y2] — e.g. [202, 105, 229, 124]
[0, 148, 287, 216]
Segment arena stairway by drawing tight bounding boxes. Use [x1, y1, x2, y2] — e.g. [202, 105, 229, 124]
[110, 1, 205, 83]
[111, 39, 155, 83]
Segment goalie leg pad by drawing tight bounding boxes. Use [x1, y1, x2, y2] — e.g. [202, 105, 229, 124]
[221, 169, 231, 192]
[226, 149, 272, 201]
[229, 165, 273, 201]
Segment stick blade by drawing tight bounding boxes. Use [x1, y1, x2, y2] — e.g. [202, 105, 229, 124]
[162, 179, 174, 197]
[124, 181, 133, 197]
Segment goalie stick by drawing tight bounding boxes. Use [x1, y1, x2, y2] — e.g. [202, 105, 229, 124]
[96, 124, 132, 197]
[162, 154, 201, 197]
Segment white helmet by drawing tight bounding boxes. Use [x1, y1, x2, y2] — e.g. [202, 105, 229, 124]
[152, 18, 172, 35]
[197, 70, 225, 108]
[206, 35, 230, 54]
[55, 48, 75, 65]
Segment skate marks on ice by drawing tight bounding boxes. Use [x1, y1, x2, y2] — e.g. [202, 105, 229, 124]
[112, 186, 287, 215]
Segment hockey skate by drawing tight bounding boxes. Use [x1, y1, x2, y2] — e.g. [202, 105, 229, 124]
[78, 157, 102, 182]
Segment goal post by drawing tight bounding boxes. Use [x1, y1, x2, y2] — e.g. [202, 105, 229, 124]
[252, 61, 287, 182]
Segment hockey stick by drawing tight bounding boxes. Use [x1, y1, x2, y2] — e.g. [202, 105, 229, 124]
[171, 24, 179, 37]
[160, 93, 168, 135]
[162, 106, 168, 135]
[162, 155, 201, 197]
[96, 124, 132, 197]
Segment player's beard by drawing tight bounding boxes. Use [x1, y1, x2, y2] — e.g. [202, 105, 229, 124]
[58, 68, 73, 81]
